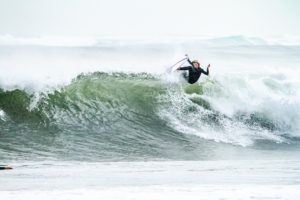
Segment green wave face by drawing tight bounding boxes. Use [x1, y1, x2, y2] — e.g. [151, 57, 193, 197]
[0, 72, 184, 161]
[0, 72, 299, 161]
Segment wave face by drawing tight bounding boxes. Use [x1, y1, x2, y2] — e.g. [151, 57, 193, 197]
[1, 71, 300, 161]
[1, 36, 300, 161]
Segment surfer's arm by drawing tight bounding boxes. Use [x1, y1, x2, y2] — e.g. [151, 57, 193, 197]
[201, 67, 209, 76]
[0, 165, 12, 170]
[187, 58, 193, 65]
[177, 66, 192, 70]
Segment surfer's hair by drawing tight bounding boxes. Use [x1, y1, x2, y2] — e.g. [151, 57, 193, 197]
[192, 60, 200, 65]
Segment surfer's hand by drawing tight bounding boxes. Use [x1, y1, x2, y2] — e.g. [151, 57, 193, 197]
[176, 67, 180, 70]
[208, 64, 211, 68]
[185, 54, 188, 57]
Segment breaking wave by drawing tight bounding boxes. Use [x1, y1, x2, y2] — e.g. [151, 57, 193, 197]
[0, 71, 299, 161]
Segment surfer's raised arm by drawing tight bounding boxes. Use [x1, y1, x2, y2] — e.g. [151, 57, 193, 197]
[184, 54, 193, 65]
[187, 58, 193, 65]
[201, 64, 210, 76]
[176, 54, 192, 71]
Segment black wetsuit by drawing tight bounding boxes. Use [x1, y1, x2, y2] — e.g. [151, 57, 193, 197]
[178, 59, 209, 84]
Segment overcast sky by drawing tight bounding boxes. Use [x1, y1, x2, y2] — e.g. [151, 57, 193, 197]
[0, 0, 299, 38]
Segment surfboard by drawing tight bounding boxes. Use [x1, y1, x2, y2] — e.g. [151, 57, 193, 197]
[166, 57, 188, 73]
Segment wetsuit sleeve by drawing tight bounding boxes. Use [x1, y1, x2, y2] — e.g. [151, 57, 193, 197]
[187, 58, 193, 65]
[201, 67, 209, 75]
[178, 66, 192, 70]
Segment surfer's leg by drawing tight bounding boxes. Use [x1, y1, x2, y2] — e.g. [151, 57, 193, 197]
[181, 71, 189, 82]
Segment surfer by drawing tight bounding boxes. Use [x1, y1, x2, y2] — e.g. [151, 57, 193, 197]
[176, 55, 210, 84]
[0, 165, 12, 170]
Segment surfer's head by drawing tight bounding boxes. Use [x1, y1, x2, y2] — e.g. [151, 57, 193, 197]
[192, 60, 200, 68]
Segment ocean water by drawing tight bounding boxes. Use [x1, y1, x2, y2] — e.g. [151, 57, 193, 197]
[0, 35, 300, 199]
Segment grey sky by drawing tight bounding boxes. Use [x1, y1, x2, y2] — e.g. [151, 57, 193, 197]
[0, 0, 299, 37]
